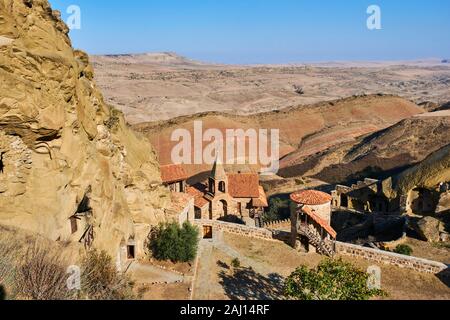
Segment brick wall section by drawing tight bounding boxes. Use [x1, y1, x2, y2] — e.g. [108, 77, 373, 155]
[193, 219, 275, 241]
[335, 241, 448, 274]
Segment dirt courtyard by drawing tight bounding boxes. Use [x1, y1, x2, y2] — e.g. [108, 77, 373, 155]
[191, 232, 450, 300]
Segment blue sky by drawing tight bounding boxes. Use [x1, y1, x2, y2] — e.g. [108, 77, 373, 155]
[49, 0, 450, 64]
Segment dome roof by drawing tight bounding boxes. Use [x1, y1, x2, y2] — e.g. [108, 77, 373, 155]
[290, 190, 332, 205]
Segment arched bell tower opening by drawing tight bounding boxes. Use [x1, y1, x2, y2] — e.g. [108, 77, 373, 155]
[209, 158, 228, 196]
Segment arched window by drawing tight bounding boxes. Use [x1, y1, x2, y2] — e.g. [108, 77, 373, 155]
[219, 181, 226, 193]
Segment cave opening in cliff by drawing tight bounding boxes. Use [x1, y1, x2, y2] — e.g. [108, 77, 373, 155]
[127, 245, 135, 260]
[0, 151, 5, 174]
[76, 194, 92, 214]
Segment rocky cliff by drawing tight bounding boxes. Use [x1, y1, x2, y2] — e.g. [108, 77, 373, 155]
[0, 0, 170, 259]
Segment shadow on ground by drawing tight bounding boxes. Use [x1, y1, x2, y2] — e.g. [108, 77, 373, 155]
[218, 264, 285, 300]
[436, 268, 450, 289]
[0, 285, 6, 300]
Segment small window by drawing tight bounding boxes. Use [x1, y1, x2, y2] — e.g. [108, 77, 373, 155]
[219, 181, 226, 193]
[195, 207, 202, 219]
[203, 226, 213, 239]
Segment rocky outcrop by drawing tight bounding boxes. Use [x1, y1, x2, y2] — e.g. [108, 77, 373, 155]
[414, 216, 444, 243]
[0, 0, 170, 259]
[382, 144, 450, 199]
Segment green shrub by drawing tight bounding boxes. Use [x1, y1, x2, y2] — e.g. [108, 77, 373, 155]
[231, 258, 241, 269]
[284, 258, 385, 300]
[393, 244, 413, 256]
[81, 249, 135, 300]
[149, 222, 199, 263]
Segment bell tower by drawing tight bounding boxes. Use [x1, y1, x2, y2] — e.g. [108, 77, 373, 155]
[209, 158, 228, 195]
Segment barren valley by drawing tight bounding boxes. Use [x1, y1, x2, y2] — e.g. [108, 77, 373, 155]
[91, 53, 450, 123]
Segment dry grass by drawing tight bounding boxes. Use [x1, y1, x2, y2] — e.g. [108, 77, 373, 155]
[14, 244, 73, 300]
[0, 225, 135, 300]
[80, 249, 135, 300]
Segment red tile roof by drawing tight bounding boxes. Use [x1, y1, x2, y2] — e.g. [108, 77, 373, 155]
[160, 164, 188, 184]
[227, 173, 260, 198]
[290, 190, 332, 205]
[186, 184, 210, 209]
[301, 206, 337, 239]
[251, 186, 269, 207]
[170, 192, 193, 213]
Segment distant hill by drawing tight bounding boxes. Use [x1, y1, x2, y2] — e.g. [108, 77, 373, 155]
[279, 110, 450, 184]
[134, 94, 424, 178]
[92, 52, 206, 66]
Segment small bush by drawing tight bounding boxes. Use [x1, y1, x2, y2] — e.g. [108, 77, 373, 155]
[231, 258, 241, 269]
[149, 222, 199, 263]
[0, 236, 18, 293]
[284, 258, 385, 300]
[14, 245, 73, 300]
[80, 249, 135, 300]
[393, 244, 413, 256]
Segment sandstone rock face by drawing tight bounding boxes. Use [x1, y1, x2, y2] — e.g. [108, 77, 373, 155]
[415, 216, 443, 243]
[0, 0, 170, 260]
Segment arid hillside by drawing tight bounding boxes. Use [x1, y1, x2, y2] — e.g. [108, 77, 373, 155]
[91, 53, 450, 124]
[135, 95, 424, 177]
[280, 110, 450, 184]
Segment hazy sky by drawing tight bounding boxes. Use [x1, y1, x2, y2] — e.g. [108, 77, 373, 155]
[49, 0, 450, 64]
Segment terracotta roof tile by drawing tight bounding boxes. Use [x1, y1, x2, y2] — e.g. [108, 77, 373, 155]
[160, 164, 188, 184]
[251, 186, 269, 207]
[186, 184, 210, 209]
[290, 190, 332, 205]
[170, 192, 193, 213]
[227, 173, 260, 198]
[301, 206, 337, 239]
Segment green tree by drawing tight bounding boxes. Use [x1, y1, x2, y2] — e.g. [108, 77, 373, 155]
[149, 222, 199, 262]
[284, 259, 385, 300]
[393, 244, 413, 256]
[264, 197, 290, 222]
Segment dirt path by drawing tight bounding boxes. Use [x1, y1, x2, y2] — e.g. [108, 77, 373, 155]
[128, 262, 184, 284]
[191, 240, 221, 300]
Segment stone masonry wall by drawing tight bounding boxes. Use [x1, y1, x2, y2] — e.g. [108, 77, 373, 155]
[335, 241, 448, 274]
[194, 220, 275, 241]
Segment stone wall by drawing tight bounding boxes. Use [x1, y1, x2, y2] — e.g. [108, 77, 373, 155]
[335, 241, 448, 274]
[193, 219, 275, 241]
[264, 219, 291, 231]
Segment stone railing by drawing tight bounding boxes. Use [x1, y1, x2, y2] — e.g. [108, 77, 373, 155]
[193, 219, 275, 241]
[335, 241, 448, 274]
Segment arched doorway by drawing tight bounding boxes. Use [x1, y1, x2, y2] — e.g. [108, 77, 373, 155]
[219, 200, 228, 217]
[340, 194, 348, 207]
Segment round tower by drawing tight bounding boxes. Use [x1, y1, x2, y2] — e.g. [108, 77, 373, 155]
[290, 190, 332, 224]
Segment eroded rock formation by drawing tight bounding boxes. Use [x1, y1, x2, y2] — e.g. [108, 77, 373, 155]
[0, 0, 170, 261]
